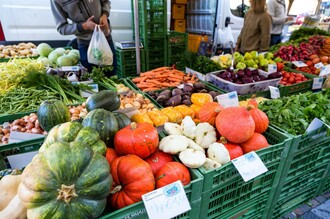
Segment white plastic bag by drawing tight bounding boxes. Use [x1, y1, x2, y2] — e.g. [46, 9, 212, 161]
[218, 25, 234, 47]
[87, 25, 113, 66]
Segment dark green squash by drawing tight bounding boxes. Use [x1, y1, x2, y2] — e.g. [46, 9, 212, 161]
[40, 121, 107, 155]
[18, 141, 112, 219]
[85, 90, 120, 112]
[37, 99, 71, 132]
[114, 112, 131, 129]
[82, 109, 119, 145]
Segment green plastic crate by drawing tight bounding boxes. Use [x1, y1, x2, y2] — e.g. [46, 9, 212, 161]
[270, 182, 320, 219]
[98, 168, 203, 219]
[216, 193, 269, 219]
[116, 48, 146, 78]
[262, 125, 330, 219]
[198, 126, 292, 219]
[0, 138, 44, 170]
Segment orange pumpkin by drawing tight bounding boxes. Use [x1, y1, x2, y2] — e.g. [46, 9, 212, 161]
[105, 148, 118, 166]
[144, 150, 173, 176]
[155, 161, 191, 189]
[114, 122, 159, 158]
[198, 102, 223, 126]
[215, 106, 255, 144]
[247, 94, 258, 108]
[109, 154, 155, 209]
[248, 106, 269, 133]
[240, 132, 269, 153]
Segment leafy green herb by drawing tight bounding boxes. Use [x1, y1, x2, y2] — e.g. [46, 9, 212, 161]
[259, 90, 330, 135]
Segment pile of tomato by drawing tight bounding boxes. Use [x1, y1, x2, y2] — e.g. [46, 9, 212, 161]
[280, 71, 309, 86]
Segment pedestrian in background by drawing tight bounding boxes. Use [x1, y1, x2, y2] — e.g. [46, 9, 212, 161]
[235, 0, 272, 53]
[268, 0, 294, 46]
[50, 0, 117, 76]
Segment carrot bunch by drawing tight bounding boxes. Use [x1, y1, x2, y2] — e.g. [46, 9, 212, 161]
[131, 67, 199, 91]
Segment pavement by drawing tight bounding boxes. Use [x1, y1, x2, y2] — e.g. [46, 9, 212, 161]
[281, 191, 330, 219]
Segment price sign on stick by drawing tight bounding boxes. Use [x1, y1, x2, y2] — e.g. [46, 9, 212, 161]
[232, 151, 268, 182]
[269, 86, 280, 99]
[142, 180, 191, 219]
[216, 91, 239, 108]
[312, 78, 323, 90]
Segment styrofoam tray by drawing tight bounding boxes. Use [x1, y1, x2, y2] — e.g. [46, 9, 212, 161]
[209, 70, 281, 95]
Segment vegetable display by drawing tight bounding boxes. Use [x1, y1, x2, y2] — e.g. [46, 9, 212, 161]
[18, 141, 112, 219]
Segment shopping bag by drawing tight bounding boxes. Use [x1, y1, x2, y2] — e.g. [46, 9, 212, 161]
[87, 25, 113, 66]
[218, 25, 234, 48]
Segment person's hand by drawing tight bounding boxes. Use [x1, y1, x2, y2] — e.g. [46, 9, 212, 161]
[82, 16, 96, 31]
[286, 16, 294, 22]
[99, 14, 110, 36]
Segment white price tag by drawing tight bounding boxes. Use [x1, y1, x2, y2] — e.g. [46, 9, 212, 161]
[306, 118, 330, 133]
[232, 151, 268, 182]
[292, 61, 308, 67]
[319, 64, 330, 77]
[314, 62, 324, 69]
[61, 66, 81, 71]
[269, 86, 280, 99]
[142, 180, 191, 219]
[268, 64, 277, 73]
[7, 151, 38, 170]
[312, 77, 323, 90]
[216, 91, 239, 108]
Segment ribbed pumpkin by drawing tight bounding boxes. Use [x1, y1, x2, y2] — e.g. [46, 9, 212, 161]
[155, 161, 191, 189]
[114, 112, 131, 130]
[198, 102, 223, 126]
[109, 154, 155, 209]
[215, 106, 255, 144]
[114, 122, 159, 158]
[82, 109, 119, 145]
[144, 150, 173, 176]
[105, 148, 118, 166]
[85, 90, 120, 112]
[240, 132, 269, 153]
[37, 99, 70, 132]
[18, 141, 112, 219]
[248, 106, 269, 133]
[40, 121, 107, 155]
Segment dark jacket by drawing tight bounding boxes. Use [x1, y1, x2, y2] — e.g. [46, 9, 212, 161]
[50, 0, 110, 44]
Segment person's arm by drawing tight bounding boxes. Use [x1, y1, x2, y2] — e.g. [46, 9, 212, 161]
[99, 0, 111, 35]
[259, 14, 272, 52]
[267, 0, 286, 25]
[50, 0, 81, 35]
[235, 12, 249, 51]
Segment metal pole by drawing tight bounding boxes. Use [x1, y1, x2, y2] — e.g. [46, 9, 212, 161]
[133, 0, 141, 74]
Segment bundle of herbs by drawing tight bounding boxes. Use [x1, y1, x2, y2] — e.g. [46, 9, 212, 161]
[18, 70, 86, 104]
[259, 90, 330, 136]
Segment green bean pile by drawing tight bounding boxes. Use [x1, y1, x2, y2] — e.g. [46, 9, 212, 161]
[0, 87, 59, 116]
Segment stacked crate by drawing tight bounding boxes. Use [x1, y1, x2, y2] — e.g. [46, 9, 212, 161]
[171, 0, 187, 33]
[167, 31, 188, 71]
[132, 0, 167, 71]
[115, 48, 146, 78]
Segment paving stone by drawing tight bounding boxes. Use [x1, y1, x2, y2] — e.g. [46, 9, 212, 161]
[293, 208, 304, 217]
[301, 211, 323, 219]
[315, 195, 327, 204]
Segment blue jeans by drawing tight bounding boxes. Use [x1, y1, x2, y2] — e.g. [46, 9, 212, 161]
[270, 34, 282, 47]
[78, 35, 117, 77]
